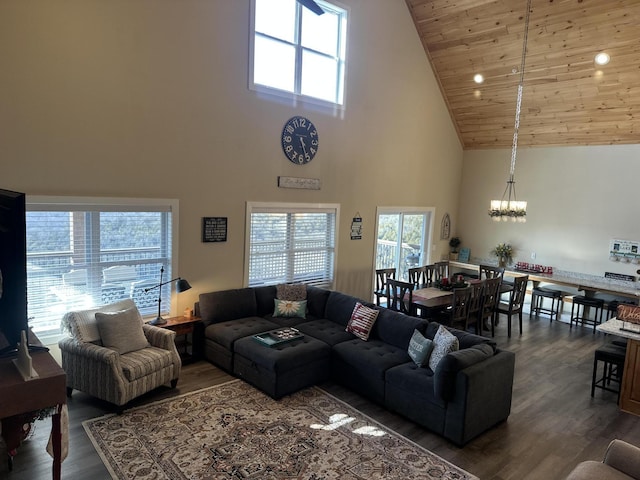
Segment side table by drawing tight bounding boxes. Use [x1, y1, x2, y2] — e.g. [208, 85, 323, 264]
[153, 316, 203, 363]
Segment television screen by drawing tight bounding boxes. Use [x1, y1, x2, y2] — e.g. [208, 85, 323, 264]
[0, 188, 29, 355]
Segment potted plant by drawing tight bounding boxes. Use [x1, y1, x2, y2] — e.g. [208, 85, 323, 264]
[492, 243, 513, 267]
[449, 237, 461, 260]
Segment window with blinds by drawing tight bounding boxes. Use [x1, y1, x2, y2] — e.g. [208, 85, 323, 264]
[25, 196, 178, 340]
[246, 202, 339, 288]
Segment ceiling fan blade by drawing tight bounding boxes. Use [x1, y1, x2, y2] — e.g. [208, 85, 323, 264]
[297, 0, 325, 15]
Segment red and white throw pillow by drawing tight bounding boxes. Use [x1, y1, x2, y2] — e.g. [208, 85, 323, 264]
[346, 302, 379, 341]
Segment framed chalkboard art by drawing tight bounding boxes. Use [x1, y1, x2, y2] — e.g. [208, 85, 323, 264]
[202, 217, 227, 243]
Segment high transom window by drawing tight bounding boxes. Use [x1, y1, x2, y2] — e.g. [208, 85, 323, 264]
[250, 0, 348, 106]
[26, 196, 178, 340]
[245, 202, 339, 288]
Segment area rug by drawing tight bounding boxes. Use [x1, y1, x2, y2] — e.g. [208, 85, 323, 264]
[83, 379, 477, 480]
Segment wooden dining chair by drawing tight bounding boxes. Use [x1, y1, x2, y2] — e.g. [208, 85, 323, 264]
[479, 264, 505, 280]
[466, 280, 485, 334]
[494, 275, 529, 337]
[481, 277, 503, 336]
[386, 278, 415, 315]
[423, 264, 436, 286]
[408, 265, 428, 287]
[434, 285, 471, 328]
[374, 268, 396, 306]
[433, 261, 449, 283]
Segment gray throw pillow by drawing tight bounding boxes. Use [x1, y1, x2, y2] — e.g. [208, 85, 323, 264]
[276, 283, 307, 301]
[95, 308, 149, 354]
[428, 325, 459, 372]
[408, 329, 434, 367]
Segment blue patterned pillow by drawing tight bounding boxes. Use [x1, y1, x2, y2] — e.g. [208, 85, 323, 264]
[408, 329, 434, 367]
[273, 299, 307, 318]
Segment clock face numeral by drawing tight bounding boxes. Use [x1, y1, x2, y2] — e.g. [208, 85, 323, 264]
[281, 116, 319, 165]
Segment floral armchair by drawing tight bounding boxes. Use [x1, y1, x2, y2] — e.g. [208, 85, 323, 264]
[59, 299, 181, 407]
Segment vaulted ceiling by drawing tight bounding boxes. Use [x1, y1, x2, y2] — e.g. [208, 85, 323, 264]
[405, 0, 640, 149]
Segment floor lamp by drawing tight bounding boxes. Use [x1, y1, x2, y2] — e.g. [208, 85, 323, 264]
[144, 266, 192, 326]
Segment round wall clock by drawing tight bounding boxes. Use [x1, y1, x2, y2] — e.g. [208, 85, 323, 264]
[281, 116, 319, 165]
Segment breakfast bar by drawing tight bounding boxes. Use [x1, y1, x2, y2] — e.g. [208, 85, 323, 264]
[449, 260, 640, 301]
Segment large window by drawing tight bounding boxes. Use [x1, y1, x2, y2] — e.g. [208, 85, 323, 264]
[26, 196, 178, 340]
[245, 202, 339, 288]
[250, 0, 348, 105]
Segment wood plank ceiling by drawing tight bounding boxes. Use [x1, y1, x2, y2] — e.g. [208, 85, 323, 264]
[405, 0, 640, 149]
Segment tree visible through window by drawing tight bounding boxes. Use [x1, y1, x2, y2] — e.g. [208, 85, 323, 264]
[25, 198, 176, 339]
[251, 0, 348, 105]
[245, 202, 338, 288]
[375, 208, 435, 281]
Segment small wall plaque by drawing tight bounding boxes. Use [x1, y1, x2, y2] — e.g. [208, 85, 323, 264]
[350, 215, 362, 240]
[441, 213, 451, 240]
[202, 217, 227, 243]
[278, 176, 321, 190]
[604, 272, 636, 282]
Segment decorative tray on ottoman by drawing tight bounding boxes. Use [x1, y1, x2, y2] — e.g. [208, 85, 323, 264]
[253, 328, 304, 347]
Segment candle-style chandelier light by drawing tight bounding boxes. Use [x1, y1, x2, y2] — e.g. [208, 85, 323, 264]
[488, 0, 532, 223]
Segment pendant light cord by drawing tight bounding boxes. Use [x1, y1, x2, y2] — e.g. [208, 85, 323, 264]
[509, 0, 533, 181]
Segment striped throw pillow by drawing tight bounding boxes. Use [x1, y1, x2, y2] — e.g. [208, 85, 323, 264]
[346, 302, 379, 341]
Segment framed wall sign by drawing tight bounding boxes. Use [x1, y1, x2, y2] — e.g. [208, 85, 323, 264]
[350, 214, 362, 240]
[610, 238, 640, 263]
[458, 247, 470, 262]
[202, 217, 227, 243]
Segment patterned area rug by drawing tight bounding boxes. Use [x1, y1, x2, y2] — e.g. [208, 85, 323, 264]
[83, 380, 477, 480]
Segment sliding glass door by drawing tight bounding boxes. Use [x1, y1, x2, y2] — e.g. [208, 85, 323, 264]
[374, 207, 435, 281]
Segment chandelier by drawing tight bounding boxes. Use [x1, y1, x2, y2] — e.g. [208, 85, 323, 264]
[489, 0, 531, 223]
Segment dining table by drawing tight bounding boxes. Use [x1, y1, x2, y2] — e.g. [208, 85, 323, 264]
[410, 281, 513, 316]
[412, 287, 456, 311]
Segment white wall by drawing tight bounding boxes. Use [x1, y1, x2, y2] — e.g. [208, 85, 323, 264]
[0, 0, 462, 308]
[459, 144, 640, 279]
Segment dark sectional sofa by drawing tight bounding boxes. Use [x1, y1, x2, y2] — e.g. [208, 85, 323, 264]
[196, 285, 516, 446]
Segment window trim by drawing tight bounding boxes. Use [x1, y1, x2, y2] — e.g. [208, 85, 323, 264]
[244, 201, 340, 288]
[26, 195, 180, 344]
[248, 0, 349, 109]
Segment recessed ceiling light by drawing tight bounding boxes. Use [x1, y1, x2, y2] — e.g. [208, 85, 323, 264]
[473, 74, 484, 84]
[595, 52, 610, 66]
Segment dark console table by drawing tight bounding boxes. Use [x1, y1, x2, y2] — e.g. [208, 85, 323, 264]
[0, 331, 66, 479]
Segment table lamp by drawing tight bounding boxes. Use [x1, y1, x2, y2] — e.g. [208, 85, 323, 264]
[144, 266, 192, 325]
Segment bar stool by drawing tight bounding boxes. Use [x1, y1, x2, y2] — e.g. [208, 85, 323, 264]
[530, 286, 564, 322]
[591, 342, 626, 402]
[605, 301, 620, 320]
[570, 295, 604, 333]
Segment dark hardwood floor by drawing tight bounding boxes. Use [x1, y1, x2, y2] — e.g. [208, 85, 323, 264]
[4, 309, 640, 480]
